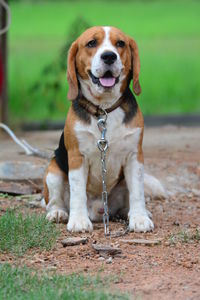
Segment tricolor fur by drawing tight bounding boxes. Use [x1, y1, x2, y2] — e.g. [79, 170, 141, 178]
[44, 26, 164, 232]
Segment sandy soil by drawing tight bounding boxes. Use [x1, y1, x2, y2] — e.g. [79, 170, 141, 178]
[0, 126, 200, 300]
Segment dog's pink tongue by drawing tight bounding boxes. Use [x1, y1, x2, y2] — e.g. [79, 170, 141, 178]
[99, 77, 115, 87]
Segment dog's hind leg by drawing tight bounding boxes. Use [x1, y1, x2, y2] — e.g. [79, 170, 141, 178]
[44, 158, 69, 223]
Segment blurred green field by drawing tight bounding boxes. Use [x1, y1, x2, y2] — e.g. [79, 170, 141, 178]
[9, 0, 200, 122]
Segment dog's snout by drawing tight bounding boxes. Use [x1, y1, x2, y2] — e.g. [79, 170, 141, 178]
[101, 51, 117, 65]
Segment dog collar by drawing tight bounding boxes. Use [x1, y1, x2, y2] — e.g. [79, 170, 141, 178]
[78, 94, 124, 118]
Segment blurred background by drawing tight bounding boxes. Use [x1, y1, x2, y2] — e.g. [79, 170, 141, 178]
[1, 0, 200, 125]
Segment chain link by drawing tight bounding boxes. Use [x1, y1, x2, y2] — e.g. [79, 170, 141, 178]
[97, 110, 110, 236]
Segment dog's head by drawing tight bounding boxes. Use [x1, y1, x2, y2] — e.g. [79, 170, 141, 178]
[67, 26, 141, 103]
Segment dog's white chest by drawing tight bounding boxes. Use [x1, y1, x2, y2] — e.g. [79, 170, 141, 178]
[74, 108, 141, 194]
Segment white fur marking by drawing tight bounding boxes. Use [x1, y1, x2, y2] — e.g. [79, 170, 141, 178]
[67, 165, 93, 232]
[46, 172, 68, 223]
[124, 156, 154, 232]
[91, 26, 122, 79]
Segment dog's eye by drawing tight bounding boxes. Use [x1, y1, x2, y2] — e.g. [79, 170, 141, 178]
[86, 39, 97, 48]
[116, 40, 125, 48]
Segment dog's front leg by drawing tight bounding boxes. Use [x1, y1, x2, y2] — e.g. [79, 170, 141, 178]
[124, 153, 154, 232]
[67, 155, 93, 232]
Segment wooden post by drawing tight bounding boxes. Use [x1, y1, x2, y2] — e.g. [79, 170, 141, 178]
[0, 0, 8, 123]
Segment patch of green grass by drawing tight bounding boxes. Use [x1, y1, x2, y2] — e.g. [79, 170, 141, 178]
[169, 229, 200, 245]
[0, 193, 14, 200]
[9, 0, 200, 122]
[0, 264, 128, 300]
[0, 210, 59, 255]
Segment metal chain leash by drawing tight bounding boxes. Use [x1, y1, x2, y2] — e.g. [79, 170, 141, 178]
[97, 110, 110, 236]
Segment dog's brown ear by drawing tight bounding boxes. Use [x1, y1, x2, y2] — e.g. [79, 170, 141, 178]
[129, 38, 142, 95]
[67, 40, 79, 100]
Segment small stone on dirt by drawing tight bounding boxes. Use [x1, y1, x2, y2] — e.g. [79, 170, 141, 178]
[61, 237, 88, 247]
[92, 244, 122, 256]
[183, 261, 193, 269]
[110, 229, 129, 238]
[191, 189, 200, 197]
[173, 220, 180, 226]
[98, 257, 105, 261]
[106, 257, 113, 264]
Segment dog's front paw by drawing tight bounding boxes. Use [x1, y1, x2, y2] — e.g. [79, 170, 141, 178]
[129, 212, 154, 232]
[67, 214, 93, 232]
[46, 209, 68, 223]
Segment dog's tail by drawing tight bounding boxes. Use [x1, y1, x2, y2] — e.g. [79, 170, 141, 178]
[144, 173, 167, 198]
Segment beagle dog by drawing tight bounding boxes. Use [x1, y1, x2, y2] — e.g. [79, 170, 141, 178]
[43, 26, 158, 232]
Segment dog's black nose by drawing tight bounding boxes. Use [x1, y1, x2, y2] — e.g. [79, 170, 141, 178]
[101, 51, 117, 65]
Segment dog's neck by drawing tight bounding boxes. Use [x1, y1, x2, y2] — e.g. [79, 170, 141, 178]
[72, 87, 138, 125]
[77, 93, 125, 118]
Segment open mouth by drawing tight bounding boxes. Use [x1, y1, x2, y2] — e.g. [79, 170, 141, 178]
[89, 70, 119, 88]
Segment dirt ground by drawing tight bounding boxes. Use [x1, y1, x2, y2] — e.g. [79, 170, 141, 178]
[0, 126, 200, 300]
